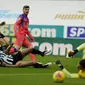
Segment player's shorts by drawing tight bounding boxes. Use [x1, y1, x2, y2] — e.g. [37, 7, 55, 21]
[11, 51, 23, 65]
[23, 37, 32, 47]
[15, 34, 25, 46]
[0, 32, 5, 38]
[15, 35, 32, 47]
[14, 25, 20, 37]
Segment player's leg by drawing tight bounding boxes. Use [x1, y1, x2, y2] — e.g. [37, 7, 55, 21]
[68, 43, 85, 57]
[14, 33, 25, 50]
[62, 68, 79, 78]
[9, 25, 24, 53]
[55, 60, 79, 78]
[19, 46, 48, 58]
[15, 61, 52, 68]
[0, 38, 9, 51]
[82, 48, 85, 59]
[77, 43, 85, 51]
[12, 48, 52, 67]
[9, 42, 21, 54]
[20, 45, 33, 57]
[33, 62, 52, 68]
[9, 34, 24, 53]
[0, 32, 10, 51]
[0, 37, 9, 46]
[15, 61, 35, 67]
[23, 38, 47, 61]
[23, 37, 36, 62]
[15, 60, 52, 67]
[11, 50, 35, 67]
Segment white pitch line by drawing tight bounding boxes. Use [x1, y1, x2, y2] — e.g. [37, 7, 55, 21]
[0, 73, 53, 76]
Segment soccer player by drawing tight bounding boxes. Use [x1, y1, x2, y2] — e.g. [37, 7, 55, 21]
[0, 21, 9, 51]
[0, 33, 51, 68]
[0, 43, 52, 68]
[0, 24, 51, 68]
[10, 5, 36, 62]
[56, 59, 85, 78]
[67, 43, 85, 59]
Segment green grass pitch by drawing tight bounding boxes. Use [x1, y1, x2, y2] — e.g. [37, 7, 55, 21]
[0, 55, 85, 85]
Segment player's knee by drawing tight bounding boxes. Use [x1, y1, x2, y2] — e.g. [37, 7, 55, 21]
[15, 61, 23, 67]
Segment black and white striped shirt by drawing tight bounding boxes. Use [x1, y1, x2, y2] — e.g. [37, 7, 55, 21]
[0, 51, 13, 65]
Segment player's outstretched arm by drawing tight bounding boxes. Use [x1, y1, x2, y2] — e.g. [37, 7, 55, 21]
[62, 68, 79, 78]
[67, 43, 85, 58]
[55, 60, 79, 78]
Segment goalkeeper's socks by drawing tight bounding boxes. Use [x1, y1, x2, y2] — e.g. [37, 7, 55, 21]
[31, 49, 45, 56]
[55, 60, 64, 70]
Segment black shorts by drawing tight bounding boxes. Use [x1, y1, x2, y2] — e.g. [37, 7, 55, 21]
[11, 51, 23, 65]
[0, 33, 5, 38]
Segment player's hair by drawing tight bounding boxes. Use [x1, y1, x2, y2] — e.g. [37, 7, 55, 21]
[79, 59, 85, 69]
[23, 5, 30, 9]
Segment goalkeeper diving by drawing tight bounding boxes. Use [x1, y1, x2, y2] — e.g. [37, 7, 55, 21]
[56, 59, 85, 78]
[55, 43, 85, 78]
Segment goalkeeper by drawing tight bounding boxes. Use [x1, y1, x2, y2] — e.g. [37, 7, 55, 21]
[56, 59, 85, 78]
[55, 43, 85, 78]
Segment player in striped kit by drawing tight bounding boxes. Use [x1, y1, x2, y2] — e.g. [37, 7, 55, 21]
[0, 43, 51, 68]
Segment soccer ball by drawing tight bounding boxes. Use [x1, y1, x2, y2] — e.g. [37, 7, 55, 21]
[53, 71, 65, 83]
